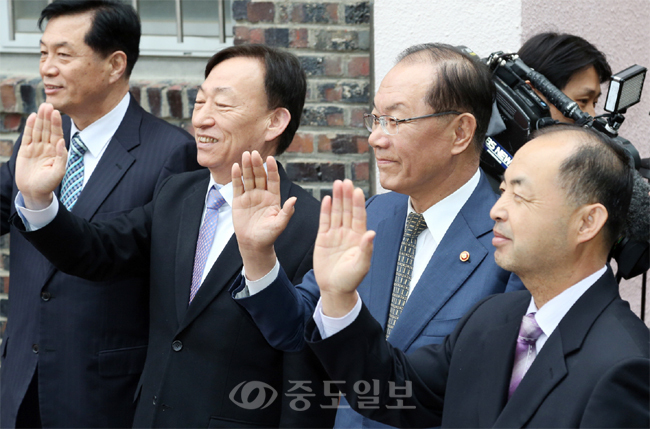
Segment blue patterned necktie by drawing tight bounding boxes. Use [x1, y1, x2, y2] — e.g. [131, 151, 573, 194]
[189, 186, 227, 303]
[60, 133, 88, 210]
[386, 212, 427, 338]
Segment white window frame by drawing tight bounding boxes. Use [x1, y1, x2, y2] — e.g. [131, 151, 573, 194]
[0, 0, 233, 58]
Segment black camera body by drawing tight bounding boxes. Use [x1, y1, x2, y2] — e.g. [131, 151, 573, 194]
[474, 50, 648, 281]
[479, 51, 646, 180]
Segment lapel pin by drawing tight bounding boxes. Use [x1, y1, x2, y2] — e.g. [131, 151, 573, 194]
[460, 251, 470, 262]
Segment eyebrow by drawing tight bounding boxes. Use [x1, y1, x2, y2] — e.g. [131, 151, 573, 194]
[371, 101, 405, 114]
[197, 85, 234, 96]
[40, 40, 71, 49]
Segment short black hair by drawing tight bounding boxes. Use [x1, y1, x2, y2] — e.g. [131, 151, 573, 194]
[204, 44, 306, 155]
[38, 0, 140, 77]
[534, 124, 633, 249]
[396, 43, 495, 153]
[518, 33, 612, 90]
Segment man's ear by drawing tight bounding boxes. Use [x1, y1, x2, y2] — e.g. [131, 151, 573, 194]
[450, 113, 476, 155]
[576, 203, 608, 244]
[265, 107, 291, 142]
[107, 51, 128, 84]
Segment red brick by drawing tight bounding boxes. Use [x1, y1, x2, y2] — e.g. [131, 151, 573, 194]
[324, 86, 342, 102]
[234, 26, 250, 44]
[249, 28, 265, 44]
[3, 113, 22, 131]
[326, 112, 344, 127]
[352, 162, 369, 180]
[324, 57, 342, 76]
[348, 57, 370, 77]
[0, 140, 14, 157]
[317, 134, 332, 152]
[291, 4, 305, 22]
[1, 78, 21, 112]
[248, 2, 275, 23]
[350, 107, 366, 129]
[326, 3, 339, 22]
[290, 28, 309, 48]
[287, 132, 314, 153]
[356, 136, 369, 153]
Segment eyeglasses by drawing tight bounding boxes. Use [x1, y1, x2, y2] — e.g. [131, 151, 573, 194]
[363, 111, 462, 135]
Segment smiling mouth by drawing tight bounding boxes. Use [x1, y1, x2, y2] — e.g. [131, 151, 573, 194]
[197, 136, 218, 143]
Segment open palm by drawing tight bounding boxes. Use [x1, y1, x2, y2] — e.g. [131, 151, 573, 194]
[313, 180, 375, 296]
[15, 103, 67, 209]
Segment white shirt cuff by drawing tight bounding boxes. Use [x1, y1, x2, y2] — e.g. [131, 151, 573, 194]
[242, 259, 281, 296]
[313, 293, 362, 339]
[15, 192, 59, 231]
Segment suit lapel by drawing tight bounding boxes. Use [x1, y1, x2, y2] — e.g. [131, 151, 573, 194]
[496, 331, 567, 428]
[176, 164, 292, 331]
[179, 236, 242, 331]
[70, 98, 143, 220]
[493, 268, 619, 427]
[174, 177, 209, 324]
[477, 296, 529, 427]
[388, 172, 498, 351]
[363, 206, 406, 331]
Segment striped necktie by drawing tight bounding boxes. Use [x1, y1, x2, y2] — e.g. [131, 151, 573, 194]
[60, 133, 88, 210]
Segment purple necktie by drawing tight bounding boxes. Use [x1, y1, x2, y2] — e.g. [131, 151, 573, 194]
[508, 312, 543, 398]
[189, 186, 226, 303]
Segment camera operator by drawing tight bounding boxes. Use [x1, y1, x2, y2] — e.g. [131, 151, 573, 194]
[518, 32, 611, 123]
[517, 32, 649, 293]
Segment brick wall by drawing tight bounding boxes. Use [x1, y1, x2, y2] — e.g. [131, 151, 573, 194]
[0, 1, 371, 337]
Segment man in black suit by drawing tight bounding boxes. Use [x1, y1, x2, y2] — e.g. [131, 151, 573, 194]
[303, 125, 649, 427]
[0, 1, 198, 427]
[12, 44, 335, 428]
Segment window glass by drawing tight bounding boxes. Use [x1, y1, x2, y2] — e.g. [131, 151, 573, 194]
[13, 0, 47, 33]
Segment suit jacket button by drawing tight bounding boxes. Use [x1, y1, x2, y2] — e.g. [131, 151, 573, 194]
[41, 291, 51, 301]
[32, 344, 39, 354]
[171, 340, 183, 352]
[153, 396, 157, 405]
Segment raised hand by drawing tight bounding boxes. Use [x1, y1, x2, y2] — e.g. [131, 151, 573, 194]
[314, 179, 375, 317]
[15, 103, 67, 209]
[232, 150, 296, 280]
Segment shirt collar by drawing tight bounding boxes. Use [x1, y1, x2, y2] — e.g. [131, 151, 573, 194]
[207, 175, 233, 208]
[526, 265, 607, 338]
[407, 168, 481, 244]
[70, 92, 130, 158]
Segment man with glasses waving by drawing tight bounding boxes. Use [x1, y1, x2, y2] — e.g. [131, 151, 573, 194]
[230, 43, 524, 429]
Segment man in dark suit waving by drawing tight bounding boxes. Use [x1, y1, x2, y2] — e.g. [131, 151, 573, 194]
[306, 125, 649, 428]
[0, 1, 198, 427]
[11, 44, 334, 428]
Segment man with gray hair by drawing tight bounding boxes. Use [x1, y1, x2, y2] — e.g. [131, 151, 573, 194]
[230, 43, 524, 428]
[307, 125, 649, 428]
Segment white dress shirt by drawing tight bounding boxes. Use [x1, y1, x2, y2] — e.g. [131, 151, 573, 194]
[15, 93, 130, 228]
[70, 92, 130, 186]
[408, 168, 480, 295]
[315, 266, 608, 340]
[525, 265, 607, 353]
[243, 169, 481, 298]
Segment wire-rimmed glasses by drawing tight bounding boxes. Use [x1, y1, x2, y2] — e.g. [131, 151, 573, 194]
[363, 111, 462, 135]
